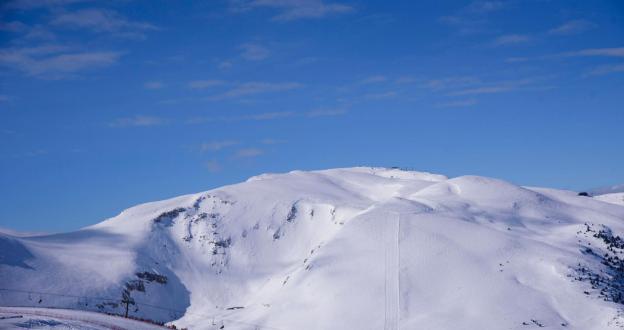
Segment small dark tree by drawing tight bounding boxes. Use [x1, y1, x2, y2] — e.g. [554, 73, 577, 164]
[578, 192, 590, 197]
[121, 290, 135, 318]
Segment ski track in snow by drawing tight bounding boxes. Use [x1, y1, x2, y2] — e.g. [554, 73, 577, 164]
[384, 212, 400, 330]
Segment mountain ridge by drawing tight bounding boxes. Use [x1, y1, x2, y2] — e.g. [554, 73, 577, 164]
[2, 167, 624, 330]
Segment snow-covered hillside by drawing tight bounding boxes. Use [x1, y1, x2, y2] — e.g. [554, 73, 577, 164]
[0, 307, 167, 329]
[590, 184, 624, 196]
[595, 193, 624, 207]
[2, 167, 624, 330]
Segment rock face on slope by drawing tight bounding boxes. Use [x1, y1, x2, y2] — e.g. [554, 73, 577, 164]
[1, 167, 624, 330]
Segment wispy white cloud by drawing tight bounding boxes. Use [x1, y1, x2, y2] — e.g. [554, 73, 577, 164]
[421, 76, 480, 90]
[586, 63, 624, 76]
[11, 149, 49, 158]
[239, 43, 270, 61]
[144, 81, 164, 90]
[188, 80, 225, 89]
[359, 75, 387, 84]
[4, 0, 89, 10]
[200, 140, 239, 152]
[395, 76, 418, 84]
[0, 21, 28, 32]
[505, 47, 624, 63]
[561, 47, 624, 58]
[364, 91, 398, 100]
[22, 25, 56, 41]
[51, 8, 158, 37]
[306, 108, 347, 117]
[241, 111, 295, 120]
[548, 19, 595, 36]
[261, 138, 287, 144]
[450, 78, 540, 95]
[439, 1, 506, 35]
[451, 86, 512, 95]
[187, 111, 295, 124]
[235, 148, 264, 158]
[0, 45, 121, 78]
[466, 1, 505, 14]
[435, 99, 478, 108]
[218, 60, 233, 70]
[109, 115, 164, 127]
[211, 82, 302, 100]
[231, 0, 354, 21]
[492, 34, 531, 46]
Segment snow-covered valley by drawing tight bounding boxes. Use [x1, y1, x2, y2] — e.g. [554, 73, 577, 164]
[2, 167, 624, 329]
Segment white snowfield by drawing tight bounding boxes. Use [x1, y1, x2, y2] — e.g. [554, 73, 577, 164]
[2, 167, 624, 330]
[595, 193, 624, 207]
[0, 306, 167, 329]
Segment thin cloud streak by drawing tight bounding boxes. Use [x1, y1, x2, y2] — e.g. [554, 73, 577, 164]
[51, 8, 158, 35]
[109, 115, 165, 127]
[505, 47, 624, 63]
[0, 46, 122, 78]
[239, 43, 270, 61]
[200, 140, 239, 152]
[492, 34, 531, 46]
[586, 64, 624, 76]
[231, 0, 354, 21]
[235, 148, 263, 158]
[436, 99, 478, 108]
[144, 81, 164, 89]
[307, 108, 347, 117]
[548, 20, 595, 36]
[188, 80, 226, 89]
[209, 82, 302, 100]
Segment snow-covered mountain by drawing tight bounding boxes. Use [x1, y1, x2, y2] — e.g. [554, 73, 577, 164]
[2, 167, 624, 330]
[589, 183, 624, 196]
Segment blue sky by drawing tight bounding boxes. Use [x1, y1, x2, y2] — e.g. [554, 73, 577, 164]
[0, 0, 623, 232]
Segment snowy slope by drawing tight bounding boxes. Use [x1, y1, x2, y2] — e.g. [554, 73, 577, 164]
[2, 167, 624, 330]
[589, 183, 624, 196]
[0, 307, 166, 329]
[595, 193, 624, 207]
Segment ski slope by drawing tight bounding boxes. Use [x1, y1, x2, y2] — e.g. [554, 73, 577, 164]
[2, 167, 624, 330]
[0, 307, 166, 329]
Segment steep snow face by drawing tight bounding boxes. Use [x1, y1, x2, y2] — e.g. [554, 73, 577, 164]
[2, 167, 624, 330]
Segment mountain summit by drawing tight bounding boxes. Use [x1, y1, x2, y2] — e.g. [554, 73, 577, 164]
[2, 167, 624, 329]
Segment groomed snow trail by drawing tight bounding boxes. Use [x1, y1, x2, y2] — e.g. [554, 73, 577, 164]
[384, 212, 400, 330]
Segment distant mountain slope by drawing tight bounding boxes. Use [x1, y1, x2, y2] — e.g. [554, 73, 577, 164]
[589, 183, 624, 196]
[594, 193, 624, 206]
[2, 167, 624, 330]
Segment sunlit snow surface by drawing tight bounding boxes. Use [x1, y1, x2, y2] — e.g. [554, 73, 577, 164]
[0, 307, 165, 329]
[2, 167, 624, 330]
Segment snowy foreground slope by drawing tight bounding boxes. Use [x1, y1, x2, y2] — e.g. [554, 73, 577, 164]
[2, 167, 624, 330]
[0, 307, 167, 329]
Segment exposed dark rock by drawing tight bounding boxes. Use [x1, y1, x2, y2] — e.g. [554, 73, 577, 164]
[153, 208, 186, 226]
[574, 223, 624, 305]
[125, 279, 146, 292]
[286, 204, 298, 222]
[136, 271, 168, 284]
